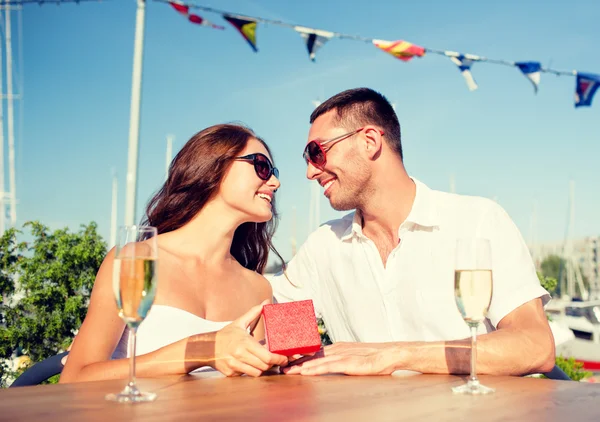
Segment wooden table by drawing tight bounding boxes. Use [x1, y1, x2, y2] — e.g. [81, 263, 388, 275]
[1, 372, 600, 421]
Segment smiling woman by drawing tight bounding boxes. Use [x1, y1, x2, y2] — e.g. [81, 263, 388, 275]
[145, 124, 283, 272]
[59, 124, 290, 384]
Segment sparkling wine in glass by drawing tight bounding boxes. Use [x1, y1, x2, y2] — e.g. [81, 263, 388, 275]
[106, 225, 158, 403]
[452, 238, 495, 395]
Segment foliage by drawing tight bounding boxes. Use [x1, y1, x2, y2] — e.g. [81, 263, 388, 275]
[44, 374, 61, 385]
[317, 317, 332, 346]
[540, 254, 590, 297]
[0, 222, 106, 387]
[0, 228, 26, 388]
[540, 255, 563, 283]
[553, 356, 593, 381]
[538, 271, 558, 296]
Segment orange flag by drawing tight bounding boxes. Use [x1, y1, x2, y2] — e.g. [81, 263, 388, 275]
[372, 39, 425, 62]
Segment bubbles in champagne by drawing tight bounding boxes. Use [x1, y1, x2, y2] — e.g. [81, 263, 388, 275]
[114, 257, 158, 327]
[454, 269, 493, 323]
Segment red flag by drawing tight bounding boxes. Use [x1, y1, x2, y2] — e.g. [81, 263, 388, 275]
[168, 1, 224, 30]
[188, 14, 204, 25]
[169, 1, 189, 15]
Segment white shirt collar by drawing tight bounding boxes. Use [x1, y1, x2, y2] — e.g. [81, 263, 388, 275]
[341, 177, 440, 241]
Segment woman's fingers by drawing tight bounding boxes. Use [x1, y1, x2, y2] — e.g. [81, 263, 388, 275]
[232, 346, 272, 373]
[227, 360, 263, 378]
[234, 300, 268, 331]
[246, 341, 288, 367]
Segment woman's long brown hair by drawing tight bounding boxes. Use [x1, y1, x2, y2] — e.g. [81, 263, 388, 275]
[140, 124, 284, 274]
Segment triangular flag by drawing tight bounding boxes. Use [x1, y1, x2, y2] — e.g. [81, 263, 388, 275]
[169, 1, 188, 15]
[224, 15, 258, 52]
[372, 39, 425, 62]
[575, 72, 600, 108]
[448, 53, 479, 91]
[516, 61, 541, 94]
[168, 1, 223, 30]
[294, 26, 334, 62]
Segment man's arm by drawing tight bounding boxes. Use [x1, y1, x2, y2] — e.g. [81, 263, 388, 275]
[386, 298, 555, 375]
[284, 298, 555, 376]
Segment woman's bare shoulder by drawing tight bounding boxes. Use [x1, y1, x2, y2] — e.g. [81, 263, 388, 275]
[238, 266, 273, 301]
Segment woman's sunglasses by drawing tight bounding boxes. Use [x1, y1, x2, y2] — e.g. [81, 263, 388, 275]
[303, 127, 369, 170]
[235, 153, 279, 181]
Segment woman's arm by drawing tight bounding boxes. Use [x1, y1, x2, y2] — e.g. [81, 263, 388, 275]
[60, 252, 287, 383]
[59, 247, 129, 383]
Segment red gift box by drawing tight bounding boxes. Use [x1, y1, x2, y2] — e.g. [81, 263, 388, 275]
[261, 300, 322, 356]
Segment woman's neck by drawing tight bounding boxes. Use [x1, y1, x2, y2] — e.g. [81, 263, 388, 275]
[158, 199, 244, 267]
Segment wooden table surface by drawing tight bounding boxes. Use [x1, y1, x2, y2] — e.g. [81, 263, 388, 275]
[2, 372, 599, 421]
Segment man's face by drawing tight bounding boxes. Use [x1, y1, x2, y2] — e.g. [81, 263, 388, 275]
[305, 110, 370, 211]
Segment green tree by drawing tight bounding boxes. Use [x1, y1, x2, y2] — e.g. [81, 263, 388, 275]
[541, 255, 563, 282]
[538, 271, 558, 296]
[0, 222, 106, 387]
[0, 228, 25, 387]
[540, 254, 590, 298]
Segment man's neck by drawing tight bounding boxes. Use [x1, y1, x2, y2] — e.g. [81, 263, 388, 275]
[359, 172, 416, 244]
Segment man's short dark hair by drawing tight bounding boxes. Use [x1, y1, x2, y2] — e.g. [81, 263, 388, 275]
[310, 88, 403, 159]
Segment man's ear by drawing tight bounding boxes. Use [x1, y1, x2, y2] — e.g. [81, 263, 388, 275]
[363, 127, 384, 160]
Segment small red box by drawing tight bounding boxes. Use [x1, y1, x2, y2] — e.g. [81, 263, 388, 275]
[262, 300, 322, 356]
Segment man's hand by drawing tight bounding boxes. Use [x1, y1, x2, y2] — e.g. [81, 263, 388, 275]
[282, 342, 394, 376]
[213, 301, 289, 377]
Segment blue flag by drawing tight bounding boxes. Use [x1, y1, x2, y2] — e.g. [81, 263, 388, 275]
[447, 53, 479, 91]
[575, 72, 600, 108]
[295, 27, 333, 62]
[516, 62, 541, 94]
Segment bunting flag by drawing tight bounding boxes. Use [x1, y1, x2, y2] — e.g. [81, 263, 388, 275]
[169, 1, 188, 15]
[224, 15, 258, 52]
[447, 53, 479, 91]
[294, 26, 334, 62]
[168, 1, 224, 29]
[372, 39, 425, 62]
[516, 62, 541, 94]
[160, 1, 599, 109]
[574, 72, 600, 108]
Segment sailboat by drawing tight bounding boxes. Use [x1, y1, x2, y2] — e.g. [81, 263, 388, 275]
[544, 181, 600, 372]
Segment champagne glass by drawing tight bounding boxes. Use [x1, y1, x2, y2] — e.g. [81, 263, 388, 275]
[106, 225, 159, 403]
[452, 238, 495, 395]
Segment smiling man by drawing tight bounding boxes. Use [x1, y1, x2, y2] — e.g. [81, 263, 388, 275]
[269, 87, 555, 377]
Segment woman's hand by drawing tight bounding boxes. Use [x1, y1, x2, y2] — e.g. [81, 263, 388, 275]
[213, 300, 288, 377]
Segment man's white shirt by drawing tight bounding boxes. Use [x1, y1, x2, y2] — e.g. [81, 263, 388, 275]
[269, 178, 549, 343]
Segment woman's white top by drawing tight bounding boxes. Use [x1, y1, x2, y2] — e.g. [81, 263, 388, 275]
[113, 304, 231, 373]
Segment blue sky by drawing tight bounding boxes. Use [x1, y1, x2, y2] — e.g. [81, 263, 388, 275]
[8, 0, 600, 261]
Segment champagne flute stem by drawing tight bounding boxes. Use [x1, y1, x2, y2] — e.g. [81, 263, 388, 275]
[128, 327, 138, 390]
[469, 323, 478, 384]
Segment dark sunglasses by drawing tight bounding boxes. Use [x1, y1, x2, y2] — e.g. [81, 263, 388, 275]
[303, 127, 367, 170]
[235, 153, 279, 181]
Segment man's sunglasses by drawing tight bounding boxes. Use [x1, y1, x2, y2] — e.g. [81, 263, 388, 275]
[303, 127, 369, 170]
[235, 153, 279, 181]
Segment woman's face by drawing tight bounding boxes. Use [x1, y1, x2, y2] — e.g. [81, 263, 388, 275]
[219, 137, 281, 223]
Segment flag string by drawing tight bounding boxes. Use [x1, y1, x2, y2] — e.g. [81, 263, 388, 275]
[157, 0, 578, 77]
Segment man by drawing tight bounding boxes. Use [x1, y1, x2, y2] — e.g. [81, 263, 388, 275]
[270, 87, 555, 376]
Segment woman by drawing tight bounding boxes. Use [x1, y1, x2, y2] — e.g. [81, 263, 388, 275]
[60, 124, 288, 383]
